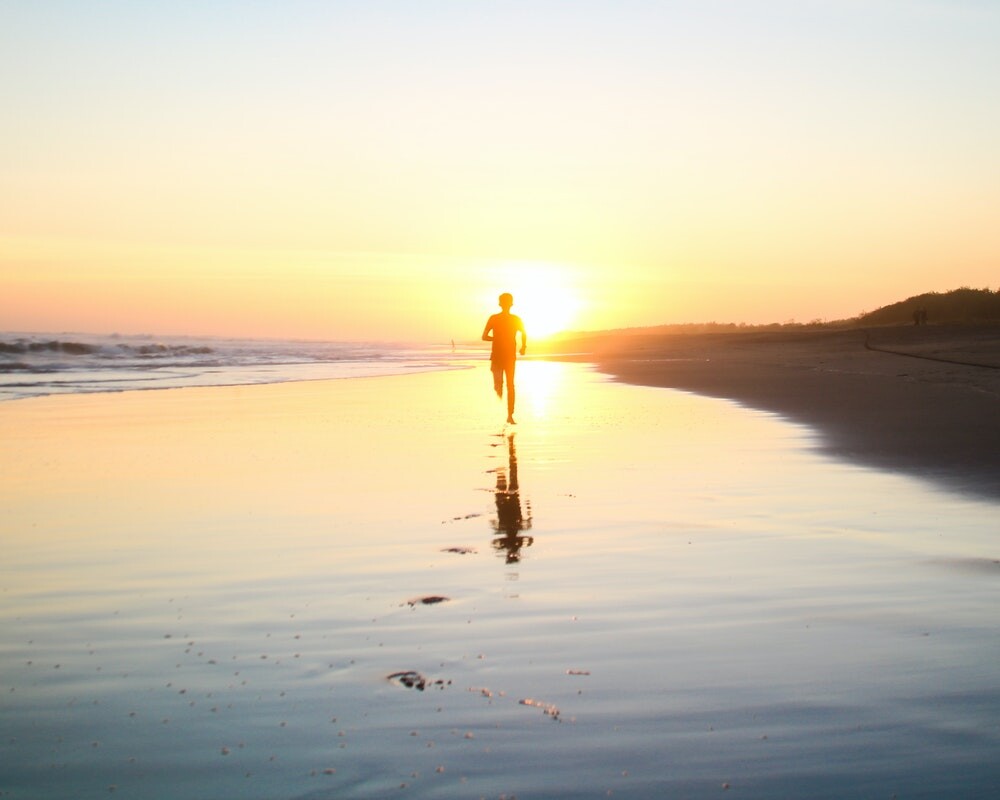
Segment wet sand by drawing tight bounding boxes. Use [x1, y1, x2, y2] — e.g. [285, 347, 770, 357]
[544, 325, 1000, 501]
[2, 362, 999, 799]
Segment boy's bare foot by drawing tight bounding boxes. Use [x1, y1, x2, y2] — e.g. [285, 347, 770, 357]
[507, 415, 516, 424]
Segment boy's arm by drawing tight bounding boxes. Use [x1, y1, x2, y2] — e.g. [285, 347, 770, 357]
[519, 320, 527, 354]
[482, 316, 495, 341]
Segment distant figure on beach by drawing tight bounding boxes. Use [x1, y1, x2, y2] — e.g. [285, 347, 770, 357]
[913, 308, 928, 326]
[482, 292, 527, 424]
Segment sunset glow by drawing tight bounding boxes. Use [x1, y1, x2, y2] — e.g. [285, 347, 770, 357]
[2, 2, 998, 342]
[483, 262, 587, 340]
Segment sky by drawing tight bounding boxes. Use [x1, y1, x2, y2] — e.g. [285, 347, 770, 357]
[2, 0, 998, 342]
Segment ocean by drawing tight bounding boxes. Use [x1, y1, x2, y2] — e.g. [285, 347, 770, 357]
[0, 333, 469, 402]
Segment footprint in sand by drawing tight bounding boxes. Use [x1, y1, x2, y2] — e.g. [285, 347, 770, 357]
[386, 671, 451, 691]
[403, 595, 450, 607]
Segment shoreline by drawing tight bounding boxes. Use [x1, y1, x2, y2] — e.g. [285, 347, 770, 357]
[5, 323, 999, 502]
[541, 324, 1000, 502]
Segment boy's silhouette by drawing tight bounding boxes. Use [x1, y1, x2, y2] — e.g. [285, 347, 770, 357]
[482, 292, 527, 424]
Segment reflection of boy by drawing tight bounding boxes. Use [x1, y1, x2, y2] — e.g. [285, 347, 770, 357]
[481, 292, 527, 424]
[493, 434, 533, 562]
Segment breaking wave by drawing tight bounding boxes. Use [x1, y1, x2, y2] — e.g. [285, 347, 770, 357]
[0, 333, 471, 401]
[0, 338, 215, 361]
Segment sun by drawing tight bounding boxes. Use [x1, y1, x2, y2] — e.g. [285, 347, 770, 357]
[493, 262, 585, 340]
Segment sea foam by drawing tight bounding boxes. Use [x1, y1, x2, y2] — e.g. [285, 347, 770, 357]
[0, 333, 467, 401]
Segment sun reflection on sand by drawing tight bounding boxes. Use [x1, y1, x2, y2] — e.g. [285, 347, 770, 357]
[516, 359, 565, 420]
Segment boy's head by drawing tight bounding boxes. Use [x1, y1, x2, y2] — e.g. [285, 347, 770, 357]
[498, 293, 514, 310]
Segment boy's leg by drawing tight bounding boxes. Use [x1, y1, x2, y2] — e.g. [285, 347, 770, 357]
[505, 363, 516, 417]
[492, 363, 504, 397]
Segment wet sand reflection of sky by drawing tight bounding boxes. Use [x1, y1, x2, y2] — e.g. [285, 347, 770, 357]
[3, 364, 1000, 800]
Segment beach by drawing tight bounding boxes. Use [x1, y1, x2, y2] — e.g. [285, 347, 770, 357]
[6, 0, 1000, 794]
[546, 324, 1000, 502]
[2, 353, 999, 799]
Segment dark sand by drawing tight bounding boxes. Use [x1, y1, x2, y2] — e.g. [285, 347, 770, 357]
[542, 324, 1000, 501]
